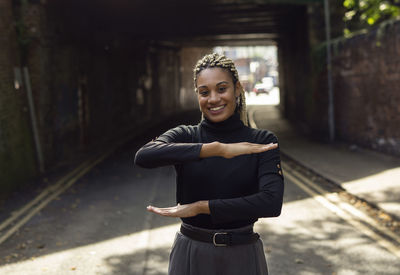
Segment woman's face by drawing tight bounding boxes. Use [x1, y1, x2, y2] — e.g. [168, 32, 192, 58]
[196, 67, 240, 123]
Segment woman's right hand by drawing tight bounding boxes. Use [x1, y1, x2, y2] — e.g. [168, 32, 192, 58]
[220, 142, 278, 159]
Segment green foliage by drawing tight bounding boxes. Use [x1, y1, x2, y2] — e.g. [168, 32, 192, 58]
[342, 0, 400, 33]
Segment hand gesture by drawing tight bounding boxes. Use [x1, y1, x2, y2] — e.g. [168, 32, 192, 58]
[221, 142, 277, 159]
[146, 201, 209, 218]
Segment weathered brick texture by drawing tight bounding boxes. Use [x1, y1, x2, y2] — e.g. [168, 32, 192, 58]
[180, 47, 213, 111]
[331, 20, 400, 156]
[0, 0, 204, 196]
[0, 0, 37, 195]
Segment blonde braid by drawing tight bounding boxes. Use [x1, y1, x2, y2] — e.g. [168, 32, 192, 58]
[193, 53, 248, 126]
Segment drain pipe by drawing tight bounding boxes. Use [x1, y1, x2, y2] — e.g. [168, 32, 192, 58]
[324, 0, 335, 142]
[23, 67, 45, 173]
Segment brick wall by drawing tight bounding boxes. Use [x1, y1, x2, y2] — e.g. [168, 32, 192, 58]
[282, 0, 346, 135]
[308, 18, 400, 156]
[0, 1, 204, 195]
[331, 20, 400, 156]
[0, 0, 37, 195]
[179, 47, 213, 112]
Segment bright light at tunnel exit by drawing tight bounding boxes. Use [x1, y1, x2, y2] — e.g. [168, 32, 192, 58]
[213, 46, 280, 106]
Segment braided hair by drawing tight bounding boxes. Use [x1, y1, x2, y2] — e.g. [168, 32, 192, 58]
[193, 53, 248, 126]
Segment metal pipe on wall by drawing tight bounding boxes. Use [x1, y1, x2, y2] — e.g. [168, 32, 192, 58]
[23, 67, 44, 173]
[324, 0, 335, 142]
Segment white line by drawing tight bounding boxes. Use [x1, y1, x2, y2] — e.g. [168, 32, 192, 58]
[285, 170, 400, 259]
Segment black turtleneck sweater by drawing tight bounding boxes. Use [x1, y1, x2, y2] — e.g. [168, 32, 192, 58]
[134, 112, 284, 229]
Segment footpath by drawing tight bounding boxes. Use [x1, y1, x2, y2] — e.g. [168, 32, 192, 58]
[250, 105, 400, 222]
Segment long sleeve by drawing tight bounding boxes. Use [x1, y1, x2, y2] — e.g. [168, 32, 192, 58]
[134, 125, 203, 168]
[208, 135, 284, 224]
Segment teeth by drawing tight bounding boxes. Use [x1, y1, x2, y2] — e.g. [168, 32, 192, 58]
[210, 105, 225, 111]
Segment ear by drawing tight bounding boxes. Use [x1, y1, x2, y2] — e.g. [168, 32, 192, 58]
[235, 81, 242, 97]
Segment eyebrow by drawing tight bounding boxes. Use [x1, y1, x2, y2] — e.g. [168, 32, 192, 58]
[198, 81, 230, 89]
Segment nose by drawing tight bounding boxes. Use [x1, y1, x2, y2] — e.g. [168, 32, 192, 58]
[208, 90, 220, 104]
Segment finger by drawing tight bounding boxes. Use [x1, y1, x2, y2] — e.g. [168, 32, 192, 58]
[148, 205, 177, 211]
[148, 207, 174, 216]
[147, 205, 160, 213]
[147, 205, 180, 217]
[147, 205, 167, 214]
[250, 143, 277, 153]
[263, 143, 278, 149]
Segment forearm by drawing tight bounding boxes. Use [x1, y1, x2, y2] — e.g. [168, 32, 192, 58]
[195, 200, 210, 214]
[199, 142, 223, 158]
[134, 141, 203, 168]
[146, 200, 210, 217]
[200, 141, 277, 159]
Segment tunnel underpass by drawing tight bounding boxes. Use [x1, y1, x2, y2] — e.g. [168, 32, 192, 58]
[3, 0, 326, 189]
[2, 1, 400, 273]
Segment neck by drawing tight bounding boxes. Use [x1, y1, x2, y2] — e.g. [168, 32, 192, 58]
[201, 112, 244, 133]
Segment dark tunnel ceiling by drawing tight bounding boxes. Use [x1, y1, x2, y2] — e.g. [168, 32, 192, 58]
[51, 0, 321, 45]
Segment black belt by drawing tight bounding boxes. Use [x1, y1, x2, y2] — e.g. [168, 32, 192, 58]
[180, 225, 260, 247]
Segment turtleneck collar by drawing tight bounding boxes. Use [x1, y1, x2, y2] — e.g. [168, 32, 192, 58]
[200, 112, 244, 133]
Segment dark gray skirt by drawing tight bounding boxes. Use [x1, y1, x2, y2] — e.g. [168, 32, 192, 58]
[168, 223, 268, 275]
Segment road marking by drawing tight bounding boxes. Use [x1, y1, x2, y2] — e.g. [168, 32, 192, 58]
[289, 168, 400, 245]
[0, 158, 93, 233]
[0, 153, 109, 245]
[285, 167, 400, 259]
[249, 107, 400, 259]
[0, 118, 154, 245]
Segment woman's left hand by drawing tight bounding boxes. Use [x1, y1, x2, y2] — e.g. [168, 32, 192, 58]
[147, 201, 210, 218]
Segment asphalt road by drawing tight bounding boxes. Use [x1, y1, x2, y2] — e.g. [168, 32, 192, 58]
[0, 111, 399, 274]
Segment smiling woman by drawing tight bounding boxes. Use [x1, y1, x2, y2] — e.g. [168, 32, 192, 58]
[194, 53, 248, 126]
[196, 68, 240, 123]
[134, 53, 284, 275]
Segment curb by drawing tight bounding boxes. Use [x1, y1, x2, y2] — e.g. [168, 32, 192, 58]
[248, 108, 400, 227]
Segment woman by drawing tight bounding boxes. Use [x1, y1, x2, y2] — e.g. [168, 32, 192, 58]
[134, 53, 284, 275]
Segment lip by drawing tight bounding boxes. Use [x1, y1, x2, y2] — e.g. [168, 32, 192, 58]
[208, 105, 226, 115]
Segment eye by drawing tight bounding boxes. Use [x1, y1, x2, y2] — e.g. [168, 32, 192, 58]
[199, 90, 209, 96]
[218, 86, 227, 92]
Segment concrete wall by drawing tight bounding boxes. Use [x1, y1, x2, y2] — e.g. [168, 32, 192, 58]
[279, 0, 346, 135]
[277, 5, 311, 129]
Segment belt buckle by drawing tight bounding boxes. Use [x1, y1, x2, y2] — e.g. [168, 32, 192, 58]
[213, 232, 229, 247]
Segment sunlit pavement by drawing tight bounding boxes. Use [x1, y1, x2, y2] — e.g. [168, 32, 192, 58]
[1, 102, 400, 274]
[0, 154, 180, 275]
[2, 161, 399, 274]
[249, 102, 400, 222]
[245, 87, 280, 106]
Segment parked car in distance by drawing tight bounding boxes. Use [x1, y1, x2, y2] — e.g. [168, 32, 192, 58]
[253, 77, 274, 95]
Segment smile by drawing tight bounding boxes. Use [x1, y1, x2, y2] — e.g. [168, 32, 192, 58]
[209, 105, 226, 111]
